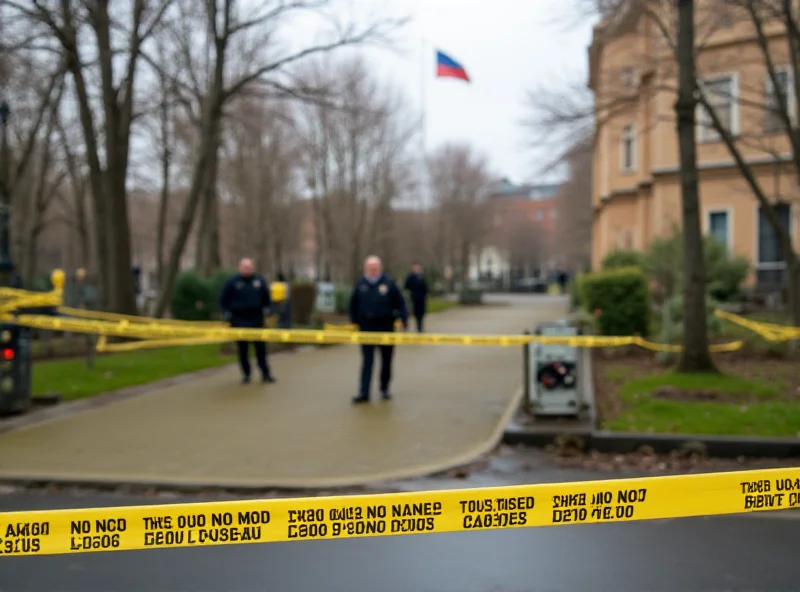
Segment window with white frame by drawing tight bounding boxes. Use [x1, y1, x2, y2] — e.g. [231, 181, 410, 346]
[756, 203, 792, 290]
[707, 210, 730, 250]
[620, 124, 637, 172]
[764, 67, 794, 133]
[699, 75, 738, 142]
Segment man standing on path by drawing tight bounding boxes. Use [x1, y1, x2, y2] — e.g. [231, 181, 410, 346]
[403, 263, 429, 332]
[219, 258, 277, 384]
[349, 255, 408, 404]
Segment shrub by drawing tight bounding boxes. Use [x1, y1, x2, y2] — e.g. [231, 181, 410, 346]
[207, 267, 236, 317]
[642, 230, 750, 302]
[601, 249, 644, 270]
[661, 294, 723, 341]
[704, 238, 750, 301]
[170, 270, 214, 321]
[655, 293, 723, 364]
[291, 281, 316, 325]
[334, 285, 351, 314]
[580, 267, 650, 336]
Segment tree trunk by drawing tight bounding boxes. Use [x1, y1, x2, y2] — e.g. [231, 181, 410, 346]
[195, 139, 222, 275]
[675, 0, 716, 373]
[156, 76, 171, 288]
[152, 32, 226, 318]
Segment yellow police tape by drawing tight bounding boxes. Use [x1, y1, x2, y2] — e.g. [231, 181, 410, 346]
[714, 309, 800, 341]
[0, 467, 797, 557]
[58, 306, 227, 327]
[0, 286, 796, 352]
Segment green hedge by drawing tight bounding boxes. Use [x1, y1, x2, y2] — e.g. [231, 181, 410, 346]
[170, 271, 215, 321]
[601, 249, 644, 270]
[580, 267, 650, 336]
[334, 285, 351, 314]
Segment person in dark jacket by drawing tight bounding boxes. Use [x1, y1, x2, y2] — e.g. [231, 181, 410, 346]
[403, 263, 429, 332]
[219, 258, 276, 384]
[349, 255, 408, 404]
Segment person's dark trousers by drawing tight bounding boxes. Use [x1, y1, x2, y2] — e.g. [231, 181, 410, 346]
[412, 301, 425, 333]
[236, 340, 270, 379]
[359, 344, 394, 398]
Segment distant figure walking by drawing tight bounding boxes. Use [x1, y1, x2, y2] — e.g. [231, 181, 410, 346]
[403, 263, 429, 332]
[349, 255, 408, 404]
[219, 258, 276, 384]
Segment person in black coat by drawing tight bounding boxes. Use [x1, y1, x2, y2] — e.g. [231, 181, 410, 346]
[219, 258, 276, 384]
[349, 255, 408, 404]
[403, 263, 429, 333]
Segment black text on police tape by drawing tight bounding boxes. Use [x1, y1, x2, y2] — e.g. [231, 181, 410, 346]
[69, 517, 126, 551]
[741, 477, 800, 510]
[1, 520, 49, 554]
[287, 501, 443, 539]
[142, 510, 270, 547]
[552, 488, 648, 524]
[459, 496, 535, 529]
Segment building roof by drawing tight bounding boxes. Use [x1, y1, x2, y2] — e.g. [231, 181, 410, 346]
[488, 179, 560, 201]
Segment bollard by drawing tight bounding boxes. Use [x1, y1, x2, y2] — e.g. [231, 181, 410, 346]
[50, 268, 65, 302]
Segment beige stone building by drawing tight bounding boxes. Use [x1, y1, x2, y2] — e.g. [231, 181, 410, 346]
[590, 1, 799, 292]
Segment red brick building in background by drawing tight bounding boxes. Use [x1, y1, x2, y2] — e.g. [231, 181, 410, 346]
[471, 179, 560, 288]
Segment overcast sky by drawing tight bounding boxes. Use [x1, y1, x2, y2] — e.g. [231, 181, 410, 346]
[122, 0, 596, 190]
[348, 0, 596, 184]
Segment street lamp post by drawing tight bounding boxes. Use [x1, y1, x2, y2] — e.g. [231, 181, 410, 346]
[0, 100, 13, 288]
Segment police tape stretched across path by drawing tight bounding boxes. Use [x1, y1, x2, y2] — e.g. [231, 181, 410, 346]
[1, 276, 797, 351]
[1, 468, 798, 557]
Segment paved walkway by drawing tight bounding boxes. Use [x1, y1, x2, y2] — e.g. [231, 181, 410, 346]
[0, 295, 568, 488]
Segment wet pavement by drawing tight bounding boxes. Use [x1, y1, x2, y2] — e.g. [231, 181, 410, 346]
[0, 296, 568, 489]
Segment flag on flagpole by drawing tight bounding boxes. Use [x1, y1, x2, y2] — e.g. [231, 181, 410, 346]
[436, 50, 470, 82]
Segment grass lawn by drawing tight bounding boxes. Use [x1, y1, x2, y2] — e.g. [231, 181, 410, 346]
[427, 297, 458, 313]
[596, 354, 800, 438]
[33, 344, 236, 402]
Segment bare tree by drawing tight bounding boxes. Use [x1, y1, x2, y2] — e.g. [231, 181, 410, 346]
[7, 0, 174, 313]
[295, 56, 416, 283]
[0, 48, 67, 284]
[428, 143, 492, 287]
[221, 96, 302, 275]
[54, 116, 93, 270]
[553, 136, 594, 271]
[505, 216, 548, 280]
[149, 0, 404, 315]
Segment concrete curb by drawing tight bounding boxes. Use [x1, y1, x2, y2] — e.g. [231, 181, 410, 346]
[502, 427, 800, 459]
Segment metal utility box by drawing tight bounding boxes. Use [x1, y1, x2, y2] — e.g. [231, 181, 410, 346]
[528, 321, 582, 416]
[315, 282, 336, 313]
[0, 324, 32, 416]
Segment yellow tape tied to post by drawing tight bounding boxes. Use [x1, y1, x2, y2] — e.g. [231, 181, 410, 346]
[0, 468, 797, 557]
